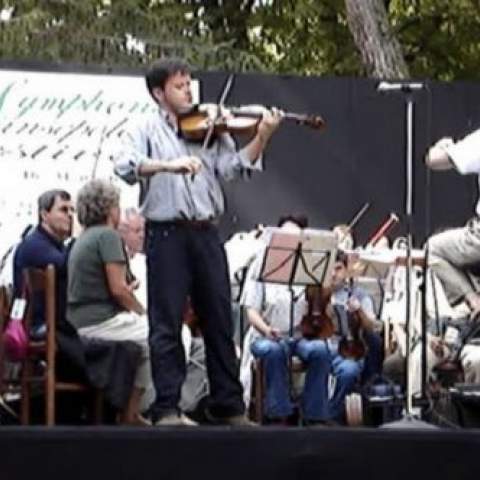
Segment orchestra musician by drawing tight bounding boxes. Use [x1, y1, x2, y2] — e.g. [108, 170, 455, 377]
[239, 214, 315, 424]
[426, 130, 480, 385]
[113, 57, 283, 426]
[426, 131, 480, 314]
[240, 215, 382, 425]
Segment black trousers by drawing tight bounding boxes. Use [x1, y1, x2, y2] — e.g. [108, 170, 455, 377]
[146, 221, 244, 418]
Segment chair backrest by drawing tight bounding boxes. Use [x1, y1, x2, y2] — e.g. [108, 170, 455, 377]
[23, 265, 56, 366]
[0, 285, 11, 329]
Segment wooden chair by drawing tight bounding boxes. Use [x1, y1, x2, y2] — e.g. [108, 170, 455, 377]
[253, 357, 306, 423]
[20, 265, 102, 426]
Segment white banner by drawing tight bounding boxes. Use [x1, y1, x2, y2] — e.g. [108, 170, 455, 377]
[0, 68, 198, 253]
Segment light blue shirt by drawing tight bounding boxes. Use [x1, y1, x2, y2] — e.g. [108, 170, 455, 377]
[113, 108, 263, 221]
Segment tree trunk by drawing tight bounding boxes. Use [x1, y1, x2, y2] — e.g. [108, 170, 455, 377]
[344, 0, 409, 79]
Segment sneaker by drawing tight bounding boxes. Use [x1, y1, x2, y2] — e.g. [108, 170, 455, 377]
[155, 413, 198, 427]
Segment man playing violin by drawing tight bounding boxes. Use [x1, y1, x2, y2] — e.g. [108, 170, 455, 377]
[329, 251, 383, 384]
[114, 57, 282, 426]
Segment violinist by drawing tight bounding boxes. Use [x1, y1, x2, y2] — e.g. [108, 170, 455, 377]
[114, 57, 282, 426]
[289, 251, 381, 425]
[330, 251, 383, 384]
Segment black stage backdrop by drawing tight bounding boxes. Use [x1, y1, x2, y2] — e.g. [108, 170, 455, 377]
[198, 72, 480, 245]
[2, 61, 480, 245]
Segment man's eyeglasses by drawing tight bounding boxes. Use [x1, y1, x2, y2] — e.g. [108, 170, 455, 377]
[58, 206, 75, 214]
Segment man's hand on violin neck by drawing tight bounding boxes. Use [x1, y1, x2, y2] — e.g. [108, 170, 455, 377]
[168, 156, 202, 174]
[257, 107, 284, 141]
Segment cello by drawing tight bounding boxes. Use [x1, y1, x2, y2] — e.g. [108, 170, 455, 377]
[300, 284, 335, 340]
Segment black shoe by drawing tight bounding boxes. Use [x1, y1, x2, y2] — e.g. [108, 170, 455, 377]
[205, 408, 257, 426]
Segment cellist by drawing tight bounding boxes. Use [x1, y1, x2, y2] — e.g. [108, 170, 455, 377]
[239, 214, 319, 424]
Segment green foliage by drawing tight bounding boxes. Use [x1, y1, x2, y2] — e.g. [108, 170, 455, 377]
[388, 0, 480, 81]
[1, 0, 480, 80]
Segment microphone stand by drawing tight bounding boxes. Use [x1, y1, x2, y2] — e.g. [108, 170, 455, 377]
[378, 83, 437, 429]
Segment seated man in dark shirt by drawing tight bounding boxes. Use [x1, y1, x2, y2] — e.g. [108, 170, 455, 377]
[13, 189, 74, 337]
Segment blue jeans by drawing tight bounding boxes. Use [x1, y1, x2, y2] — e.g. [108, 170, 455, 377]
[361, 330, 383, 383]
[251, 338, 294, 418]
[296, 339, 361, 421]
[251, 337, 362, 421]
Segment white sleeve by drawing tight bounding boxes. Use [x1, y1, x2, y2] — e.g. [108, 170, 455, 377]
[239, 251, 265, 312]
[446, 129, 480, 175]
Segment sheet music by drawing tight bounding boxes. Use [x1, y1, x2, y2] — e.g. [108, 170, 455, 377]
[259, 228, 337, 286]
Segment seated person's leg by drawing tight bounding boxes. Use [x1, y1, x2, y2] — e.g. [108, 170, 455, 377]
[329, 354, 362, 421]
[382, 349, 405, 388]
[460, 345, 480, 383]
[362, 330, 383, 383]
[78, 311, 153, 422]
[251, 338, 293, 419]
[429, 228, 480, 311]
[295, 338, 331, 422]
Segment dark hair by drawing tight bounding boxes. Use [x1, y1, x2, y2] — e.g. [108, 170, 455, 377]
[277, 214, 309, 229]
[335, 249, 348, 267]
[37, 189, 71, 223]
[145, 58, 191, 101]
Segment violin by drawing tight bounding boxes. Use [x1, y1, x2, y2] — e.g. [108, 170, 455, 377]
[336, 287, 368, 360]
[338, 312, 367, 360]
[178, 104, 325, 142]
[300, 285, 335, 340]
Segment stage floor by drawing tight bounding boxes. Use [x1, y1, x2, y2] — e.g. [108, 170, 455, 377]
[1, 425, 479, 480]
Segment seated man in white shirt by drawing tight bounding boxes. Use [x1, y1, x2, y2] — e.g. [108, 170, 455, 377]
[426, 131, 480, 313]
[426, 129, 480, 383]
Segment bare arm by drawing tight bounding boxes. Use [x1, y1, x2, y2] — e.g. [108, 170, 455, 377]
[105, 263, 146, 315]
[246, 306, 280, 340]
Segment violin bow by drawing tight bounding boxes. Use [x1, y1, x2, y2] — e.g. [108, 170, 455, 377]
[202, 73, 235, 150]
[338, 202, 370, 245]
[348, 202, 370, 232]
